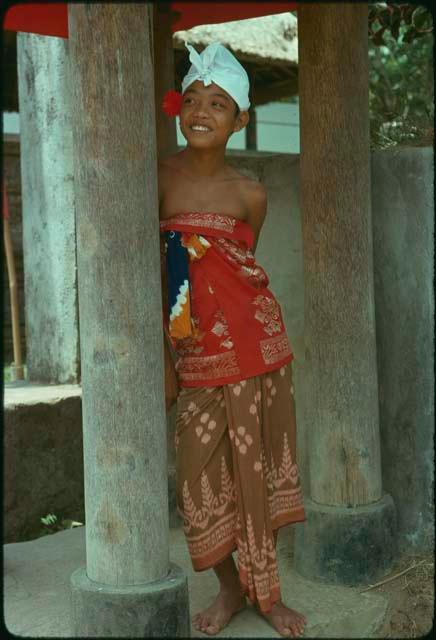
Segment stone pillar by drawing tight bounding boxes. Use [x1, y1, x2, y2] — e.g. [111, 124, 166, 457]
[68, 4, 189, 636]
[16, 33, 79, 384]
[372, 147, 434, 554]
[294, 3, 397, 585]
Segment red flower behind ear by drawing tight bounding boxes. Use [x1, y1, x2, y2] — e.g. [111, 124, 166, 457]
[162, 90, 183, 117]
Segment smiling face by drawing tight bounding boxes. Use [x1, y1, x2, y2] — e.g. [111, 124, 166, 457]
[179, 80, 249, 150]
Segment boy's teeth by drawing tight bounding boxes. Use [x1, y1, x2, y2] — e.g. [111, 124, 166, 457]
[192, 125, 210, 131]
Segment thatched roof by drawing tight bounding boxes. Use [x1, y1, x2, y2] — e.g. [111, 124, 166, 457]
[173, 12, 298, 67]
[173, 12, 299, 106]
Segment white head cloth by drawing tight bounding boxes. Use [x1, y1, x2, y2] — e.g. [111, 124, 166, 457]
[181, 42, 250, 111]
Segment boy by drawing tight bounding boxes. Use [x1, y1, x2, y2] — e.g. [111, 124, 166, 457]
[159, 42, 307, 638]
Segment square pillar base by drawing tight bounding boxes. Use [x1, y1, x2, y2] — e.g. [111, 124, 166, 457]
[70, 561, 190, 637]
[294, 492, 397, 585]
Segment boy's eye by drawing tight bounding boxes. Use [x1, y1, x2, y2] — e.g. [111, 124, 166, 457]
[212, 102, 225, 108]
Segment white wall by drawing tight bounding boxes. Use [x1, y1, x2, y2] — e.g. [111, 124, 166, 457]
[256, 100, 300, 153]
[3, 112, 20, 134]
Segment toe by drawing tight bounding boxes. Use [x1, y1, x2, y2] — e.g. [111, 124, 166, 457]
[205, 624, 220, 635]
[200, 617, 211, 632]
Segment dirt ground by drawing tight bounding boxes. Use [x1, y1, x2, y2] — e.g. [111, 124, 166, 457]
[368, 550, 434, 638]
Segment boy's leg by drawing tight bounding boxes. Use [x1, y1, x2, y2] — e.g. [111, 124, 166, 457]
[222, 363, 306, 636]
[174, 364, 307, 636]
[192, 554, 246, 634]
[257, 362, 307, 637]
[175, 384, 246, 634]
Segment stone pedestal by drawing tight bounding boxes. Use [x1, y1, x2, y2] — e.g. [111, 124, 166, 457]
[71, 563, 190, 637]
[295, 494, 397, 585]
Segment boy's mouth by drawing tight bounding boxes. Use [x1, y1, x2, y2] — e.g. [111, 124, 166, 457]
[190, 124, 212, 133]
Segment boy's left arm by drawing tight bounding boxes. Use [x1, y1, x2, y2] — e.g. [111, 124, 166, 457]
[246, 180, 267, 254]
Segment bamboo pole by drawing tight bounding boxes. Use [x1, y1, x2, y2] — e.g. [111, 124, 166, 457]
[3, 180, 24, 381]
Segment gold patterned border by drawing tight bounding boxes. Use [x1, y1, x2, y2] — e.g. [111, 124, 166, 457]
[160, 212, 237, 234]
[187, 511, 237, 560]
[178, 350, 241, 381]
[259, 334, 292, 365]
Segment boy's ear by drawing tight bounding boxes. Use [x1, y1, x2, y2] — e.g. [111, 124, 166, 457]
[233, 110, 250, 133]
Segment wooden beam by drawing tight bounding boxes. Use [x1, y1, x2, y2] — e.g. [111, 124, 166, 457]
[252, 79, 298, 106]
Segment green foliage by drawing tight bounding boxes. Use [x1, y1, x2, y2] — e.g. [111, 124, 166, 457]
[40, 513, 84, 537]
[3, 364, 27, 382]
[368, 3, 434, 149]
[368, 3, 433, 45]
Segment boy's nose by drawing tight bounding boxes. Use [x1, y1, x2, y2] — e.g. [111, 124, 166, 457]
[192, 102, 209, 117]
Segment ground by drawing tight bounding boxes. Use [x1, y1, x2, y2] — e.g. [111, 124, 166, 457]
[370, 549, 434, 638]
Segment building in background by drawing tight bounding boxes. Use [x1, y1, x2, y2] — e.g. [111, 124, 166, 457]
[3, 13, 301, 152]
[3, 102, 300, 153]
[3, 112, 20, 135]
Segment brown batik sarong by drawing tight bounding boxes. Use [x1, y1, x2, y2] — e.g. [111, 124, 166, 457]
[175, 361, 306, 613]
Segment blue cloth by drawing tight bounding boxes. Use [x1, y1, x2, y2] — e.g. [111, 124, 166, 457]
[165, 230, 191, 332]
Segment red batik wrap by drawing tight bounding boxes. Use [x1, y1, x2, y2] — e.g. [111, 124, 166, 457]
[160, 212, 294, 387]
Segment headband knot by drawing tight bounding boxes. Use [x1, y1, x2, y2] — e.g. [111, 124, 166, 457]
[199, 69, 212, 85]
[181, 42, 250, 111]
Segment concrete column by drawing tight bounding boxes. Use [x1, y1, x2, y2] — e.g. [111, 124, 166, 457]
[68, 4, 189, 636]
[371, 147, 434, 554]
[294, 3, 397, 585]
[16, 33, 79, 384]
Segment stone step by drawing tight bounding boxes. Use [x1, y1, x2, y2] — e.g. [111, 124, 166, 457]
[4, 381, 181, 544]
[4, 524, 389, 638]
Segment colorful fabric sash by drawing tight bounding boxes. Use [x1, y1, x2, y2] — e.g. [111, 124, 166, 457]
[164, 230, 210, 339]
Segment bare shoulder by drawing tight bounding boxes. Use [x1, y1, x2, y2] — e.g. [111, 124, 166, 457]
[238, 175, 267, 223]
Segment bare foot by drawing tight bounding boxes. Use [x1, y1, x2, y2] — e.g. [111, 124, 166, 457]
[192, 586, 247, 635]
[260, 599, 307, 637]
